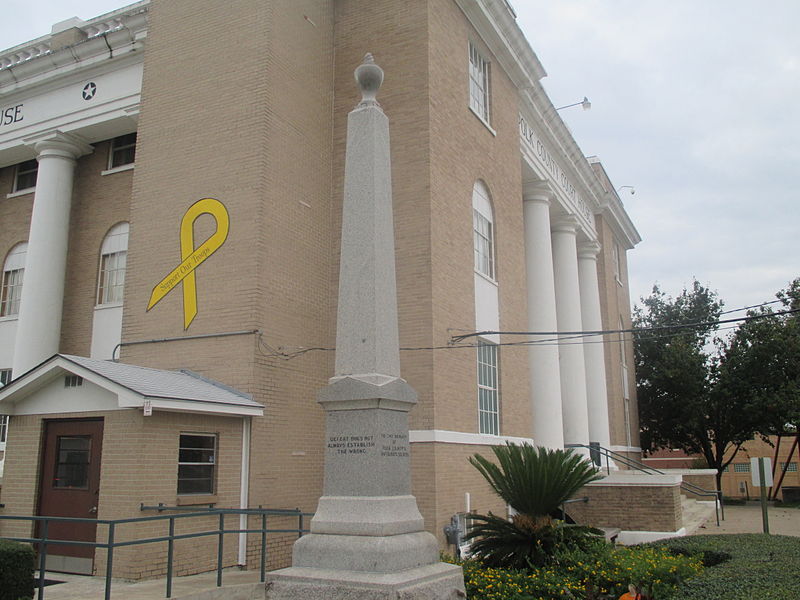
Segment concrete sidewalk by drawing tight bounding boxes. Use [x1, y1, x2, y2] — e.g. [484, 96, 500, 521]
[35, 567, 264, 600]
[691, 502, 800, 537]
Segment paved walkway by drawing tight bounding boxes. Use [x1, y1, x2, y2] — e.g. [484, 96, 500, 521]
[692, 502, 800, 537]
[35, 567, 263, 600]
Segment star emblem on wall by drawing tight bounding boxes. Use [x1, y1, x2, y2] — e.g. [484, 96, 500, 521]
[82, 82, 97, 100]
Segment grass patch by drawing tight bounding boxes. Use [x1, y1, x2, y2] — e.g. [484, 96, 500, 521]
[647, 534, 800, 599]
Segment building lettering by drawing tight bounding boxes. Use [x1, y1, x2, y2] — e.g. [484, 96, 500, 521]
[1, 104, 23, 127]
[518, 114, 592, 221]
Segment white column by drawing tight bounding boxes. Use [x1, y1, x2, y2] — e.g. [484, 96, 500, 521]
[522, 186, 564, 449]
[577, 241, 612, 450]
[551, 216, 591, 449]
[12, 132, 92, 376]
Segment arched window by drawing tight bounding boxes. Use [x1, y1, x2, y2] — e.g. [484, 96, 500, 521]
[97, 223, 129, 305]
[1, 243, 27, 317]
[472, 181, 495, 280]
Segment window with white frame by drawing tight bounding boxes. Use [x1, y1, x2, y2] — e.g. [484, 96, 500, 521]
[477, 339, 500, 435]
[780, 462, 798, 472]
[109, 133, 137, 169]
[472, 182, 495, 280]
[612, 242, 622, 284]
[13, 159, 38, 193]
[0, 369, 9, 444]
[1, 243, 27, 317]
[97, 223, 129, 305]
[733, 463, 750, 473]
[619, 317, 629, 400]
[468, 42, 490, 123]
[178, 433, 216, 495]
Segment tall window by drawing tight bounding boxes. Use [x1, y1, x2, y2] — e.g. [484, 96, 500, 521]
[468, 42, 490, 123]
[477, 340, 499, 435]
[97, 223, 129, 305]
[612, 242, 622, 284]
[1, 243, 27, 317]
[619, 317, 632, 446]
[109, 133, 137, 169]
[472, 182, 495, 280]
[13, 159, 38, 192]
[178, 433, 216, 495]
[0, 369, 9, 444]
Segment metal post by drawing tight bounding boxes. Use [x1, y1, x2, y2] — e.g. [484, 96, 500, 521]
[217, 513, 224, 587]
[758, 458, 770, 534]
[38, 519, 49, 600]
[297, 509, 304, 539]
[166, 517, 175, 598]
[260, 513, 267, 583]
[105, 522, 115, 600]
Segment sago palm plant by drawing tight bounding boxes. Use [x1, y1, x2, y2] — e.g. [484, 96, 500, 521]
[464, 443, 604, 569]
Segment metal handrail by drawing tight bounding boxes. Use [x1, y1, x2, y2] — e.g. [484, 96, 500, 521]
[566, 443, 724, 526]
[0, 507, 314, 600]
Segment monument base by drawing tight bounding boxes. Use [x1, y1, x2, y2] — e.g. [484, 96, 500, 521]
[264, 562, 465, 599]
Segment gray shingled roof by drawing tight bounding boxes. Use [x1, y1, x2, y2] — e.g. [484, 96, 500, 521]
[62, 354, 261, 409]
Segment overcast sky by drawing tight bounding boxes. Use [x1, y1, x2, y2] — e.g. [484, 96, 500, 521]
[3, 1, 798, 314]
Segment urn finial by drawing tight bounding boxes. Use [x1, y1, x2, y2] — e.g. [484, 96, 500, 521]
[355, 53, 384, 107]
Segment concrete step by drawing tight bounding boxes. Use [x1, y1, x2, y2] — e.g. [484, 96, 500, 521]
[680, 495, 718, 534]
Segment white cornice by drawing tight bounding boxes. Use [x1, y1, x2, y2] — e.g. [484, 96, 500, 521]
[0, 1, 148, 93]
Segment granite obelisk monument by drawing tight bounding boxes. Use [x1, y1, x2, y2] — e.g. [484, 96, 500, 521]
[265, 54, 464, 599]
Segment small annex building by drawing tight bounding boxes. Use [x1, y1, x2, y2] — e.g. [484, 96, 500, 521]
[0, 0, 668, 579]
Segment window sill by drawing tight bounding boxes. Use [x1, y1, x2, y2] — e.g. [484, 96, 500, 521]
[94, 302, 123, 311]
[101, 164, 135, 176]
[176, 494, 217, 506]
[0, 315, 19, 323]
[6, 188, 35, 199]
[474, 270, 498, 286]
[468, 106, 497, 136]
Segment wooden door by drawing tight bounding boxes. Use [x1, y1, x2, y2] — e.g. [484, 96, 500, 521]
[38, 418, 104, 574]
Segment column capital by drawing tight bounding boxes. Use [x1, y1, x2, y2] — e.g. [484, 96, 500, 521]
[26, 130, 93, 161]
[551, 214, 580, 234]
[577, 240, 602, 260]
[522, 182, 555, 205]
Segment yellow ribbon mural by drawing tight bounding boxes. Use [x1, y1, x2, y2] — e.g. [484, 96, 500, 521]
[147, 198, 229, 329]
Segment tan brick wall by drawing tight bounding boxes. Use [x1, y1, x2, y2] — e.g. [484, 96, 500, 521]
[0, 410, 248, 579]
[567, 483, 682, 532]
[596, 215, 640, 454]
[60, 142, 134, 357]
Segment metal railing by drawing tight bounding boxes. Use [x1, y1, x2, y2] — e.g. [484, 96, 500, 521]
[566, 442, 724, 526]
[0, 506, 313, 600]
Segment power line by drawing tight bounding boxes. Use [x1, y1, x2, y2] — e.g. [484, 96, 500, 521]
[449, 308, 800, 344]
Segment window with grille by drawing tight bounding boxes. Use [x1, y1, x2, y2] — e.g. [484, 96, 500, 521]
[733, 463, 750, 473]
[0, 369, 9, 444]
[780, 462, 798, 472]
[178, 433, 216, 495]
[1, 243, 26, 317]
[477, 340, 499, 435]
[97, 223, 129, 305]
[13, 159, 38, 192]
[473, 210, 495, 280]
[468, 42, 490, 123]
[109, 133, 137, 169]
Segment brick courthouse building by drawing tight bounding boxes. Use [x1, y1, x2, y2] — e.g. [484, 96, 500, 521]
[0, 0, 643, 577]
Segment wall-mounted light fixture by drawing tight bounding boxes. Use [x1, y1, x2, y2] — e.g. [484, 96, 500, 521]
[616, 186, 635, 195]
[555, 96, 591, 111]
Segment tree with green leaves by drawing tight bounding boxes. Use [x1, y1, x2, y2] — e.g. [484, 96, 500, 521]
[634, 278, 800, 490]
[464, 443, 602, 569]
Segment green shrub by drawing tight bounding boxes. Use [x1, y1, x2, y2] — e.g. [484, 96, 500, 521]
[0, 539, 35, 600]
[648, 534, 800, 599]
